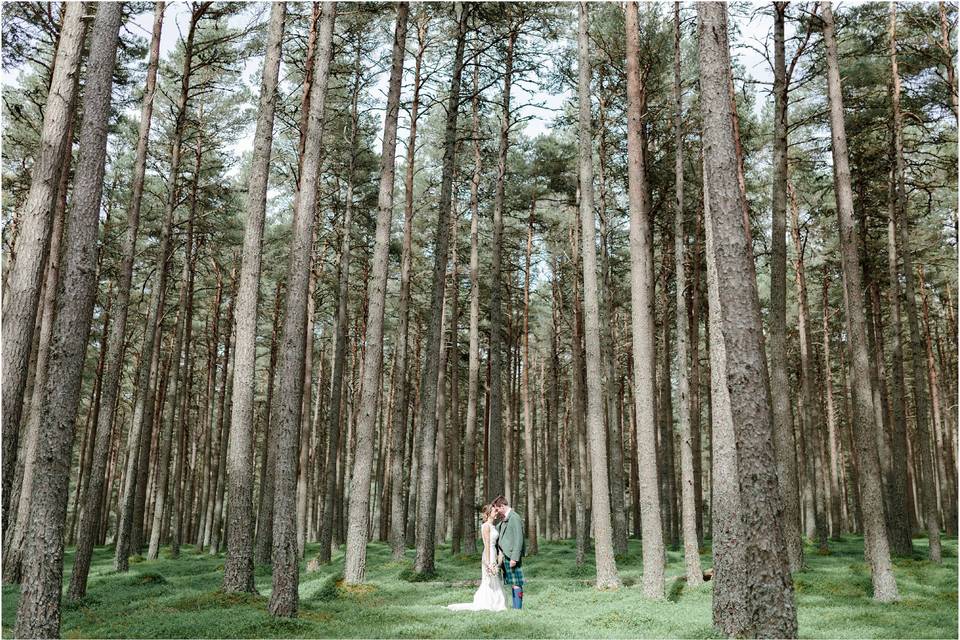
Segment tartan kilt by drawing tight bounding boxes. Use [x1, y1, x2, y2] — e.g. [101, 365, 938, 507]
[501, 560, 524, 588]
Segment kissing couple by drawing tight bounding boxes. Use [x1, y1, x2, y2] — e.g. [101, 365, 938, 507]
[447, 496, 527, 612]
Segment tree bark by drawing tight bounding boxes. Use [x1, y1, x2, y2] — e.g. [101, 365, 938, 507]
[1, 1, 86, 533]
[789, 182, 829, 553]
[624, 0, 662, 598]
[673, 1, 703, 587]
[889, 3, 941, 564]
[344, 2, 408, 584]
[222, 0, 286, 593]
[268, 2, 335, 617]
[578, 1, 620, 591]
[485, 12, 517, 503]
[698, 3, 798, 634]
[522, 208, 539, 555]
[255, 280, 284, 564]
[413, 2, 467, 576]
[13, 5, 122, 634]
[460, 48, 482, 557]
[388, 8, 427, 561]
[769, 1, 804, 571]
[319, 37, 362, 566]
[821, 0, 900, 599]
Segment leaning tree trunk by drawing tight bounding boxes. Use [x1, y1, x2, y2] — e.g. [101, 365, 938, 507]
[624, 0, 663, 599]
[769, 0, 804, 572]
[672, 1, 703, 588]
[1, 1, 86, 532]
[820, 0, 899, 601]
[578, 1, 620, 591]
[344, 2, 408, 585]
[413, 2, 467, 577]
[116, 2, 209, 571]
[13, 6, 122, 636]
[222, 0, 286, 593]
[698, 3, 797, 635]
[889, 2, 941, 565]
[702, 153, 747, 635]
[268, 2, 335, 618]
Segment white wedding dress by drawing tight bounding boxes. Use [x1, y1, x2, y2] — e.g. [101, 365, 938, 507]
[447, 522, 506, 612]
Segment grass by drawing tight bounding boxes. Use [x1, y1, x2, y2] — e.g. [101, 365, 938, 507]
[1, 536, 956, 638]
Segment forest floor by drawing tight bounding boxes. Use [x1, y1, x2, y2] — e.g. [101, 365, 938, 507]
[2, 535, 956, 638]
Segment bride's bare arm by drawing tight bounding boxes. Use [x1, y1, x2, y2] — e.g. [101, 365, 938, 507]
[481, 523, 491, 569]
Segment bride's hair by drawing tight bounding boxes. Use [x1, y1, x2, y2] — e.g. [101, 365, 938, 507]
[480, 504, 494, 522]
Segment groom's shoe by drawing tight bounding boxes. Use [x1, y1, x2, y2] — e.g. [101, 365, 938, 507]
[511, 587, 523, 609]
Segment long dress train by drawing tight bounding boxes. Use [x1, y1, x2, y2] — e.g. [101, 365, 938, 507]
[447, 522, 506, 611]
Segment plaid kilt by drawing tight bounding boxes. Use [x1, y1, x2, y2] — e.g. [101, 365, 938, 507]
[501, 560, 524, 587]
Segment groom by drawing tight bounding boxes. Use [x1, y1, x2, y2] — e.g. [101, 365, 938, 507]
[492, 496, 526, 610]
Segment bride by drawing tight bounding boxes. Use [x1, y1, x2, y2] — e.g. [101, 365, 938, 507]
[447, 504, 506, 612]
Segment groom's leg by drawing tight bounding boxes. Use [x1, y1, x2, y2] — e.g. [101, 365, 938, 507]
[511, 586, 522, 609]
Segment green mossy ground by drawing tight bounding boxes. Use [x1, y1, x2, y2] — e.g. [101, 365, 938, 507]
[2, 536, 956, 638]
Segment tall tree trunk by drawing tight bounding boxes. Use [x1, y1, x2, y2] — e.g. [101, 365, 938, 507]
[344, 2, 408, 584]
[68, 11, 163, 571]
[171, 131, 201, 558]
[658, 255, 678, 549]
[578, 2, 620, 590]
[789, 182, 829, 553]
[522, 208, 539, 555]
[1, 2, 86, 532]
[703, 151, 747, 635]
[254, 280, 283, 563]
[388, 9, 428, 561]
[3, 86, 76, 583]
[597, 90, 627, 557]
[485, 13, 517, 503]
[460, 49, 481, 556]
[413, 2, 467, 576]
[624, 0, 663, 598]
[673, 1, 703, 587]
[116, 3, 210, 570]
[222, 0, 286, 592]
[548, 267, 562, 540]
[698, 3, 797, 634]
[145, 3, 209, 561]
[883, 133, 915, 554]
[13, 6, 122, 634]
[769, 1, 803, 571]
[268, 2, 335, 617]
[319, 39, 362, 566]
[821, 0, 900, 599]
[889, 3, 941, 564]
